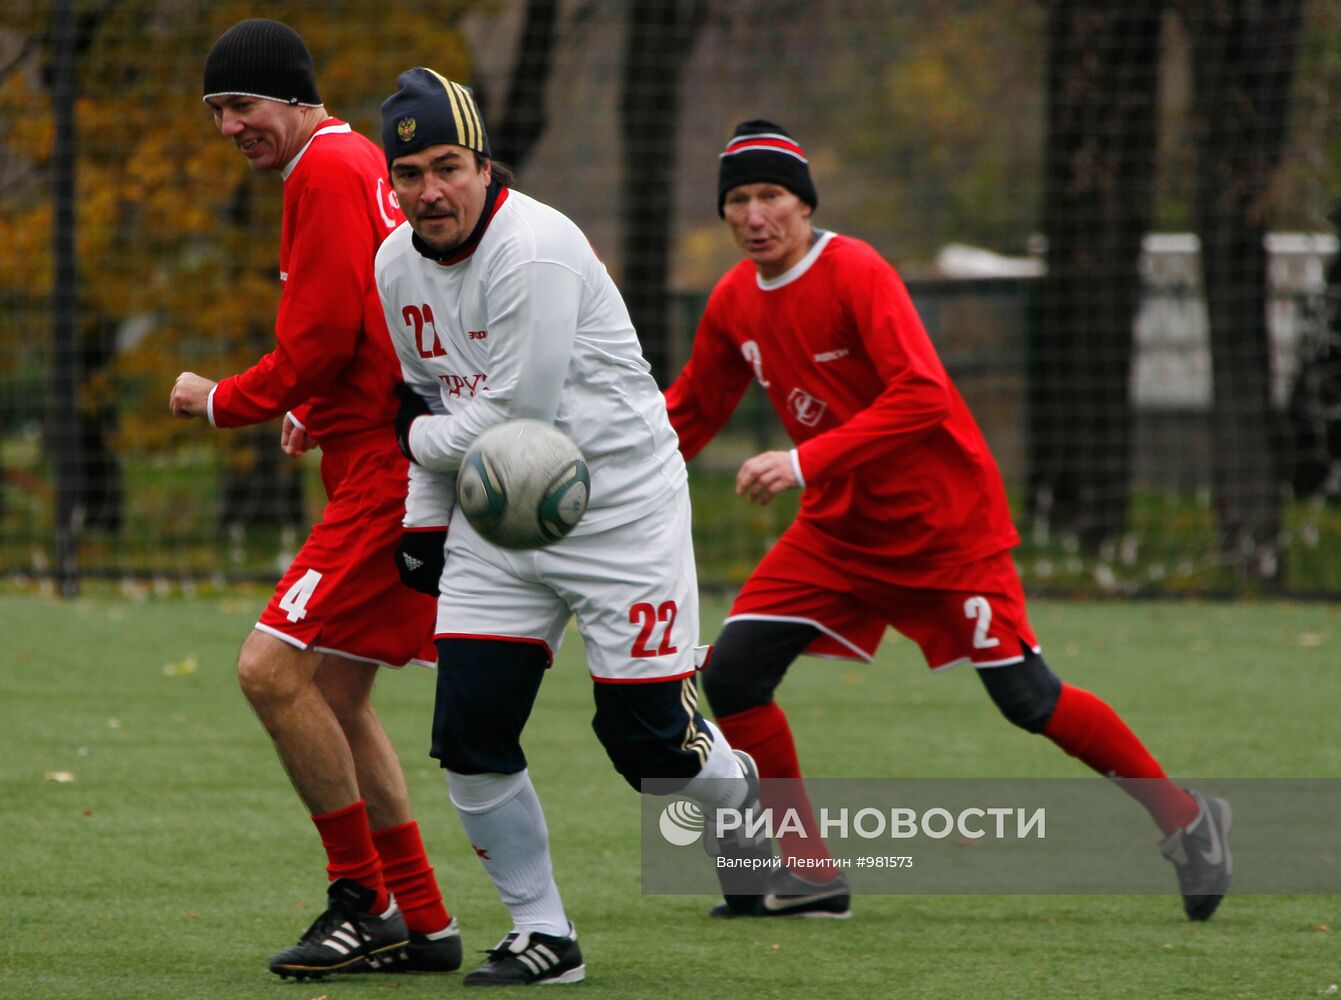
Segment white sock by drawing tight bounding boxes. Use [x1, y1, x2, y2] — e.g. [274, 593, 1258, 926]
[447, 769, 569, 937]
[678, 718, 749, 810]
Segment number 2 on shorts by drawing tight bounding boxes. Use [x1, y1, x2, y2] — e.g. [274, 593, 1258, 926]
[964, 595, 1000, 649]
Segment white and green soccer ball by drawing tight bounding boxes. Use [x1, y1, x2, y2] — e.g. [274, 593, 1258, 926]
[456, 419, 591, 550]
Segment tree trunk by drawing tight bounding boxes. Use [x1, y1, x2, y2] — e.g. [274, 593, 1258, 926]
[619, 0, 709, 387]
[489, 0, 560, 170]
[1029, 0, 1164, 550]
[1180, 0, 1303, 579]
[1285, 203, 1341, 502]
[47, 0, 82, 595]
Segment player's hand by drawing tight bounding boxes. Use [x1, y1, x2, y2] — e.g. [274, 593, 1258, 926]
[169, 372, 216, 419]
[736, 450, 799, 505]
[281, 413, 316, 456]
[394, 382, 431, 463]
[395, 528, 447, 595]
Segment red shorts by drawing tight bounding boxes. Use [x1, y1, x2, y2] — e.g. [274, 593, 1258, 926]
[256, 431, 437, 668]
[726, 522, 1038, 670]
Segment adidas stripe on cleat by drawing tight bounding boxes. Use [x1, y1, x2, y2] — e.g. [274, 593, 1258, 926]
[268, 878, 409, 981]
[463, 925, 585, 986]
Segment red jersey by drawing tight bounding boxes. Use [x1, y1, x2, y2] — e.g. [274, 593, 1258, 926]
[665, 232, 1019, 568]
[210, 120, 405, 442]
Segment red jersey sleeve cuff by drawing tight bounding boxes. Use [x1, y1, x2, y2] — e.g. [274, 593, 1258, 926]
[789, 448, 806, 488]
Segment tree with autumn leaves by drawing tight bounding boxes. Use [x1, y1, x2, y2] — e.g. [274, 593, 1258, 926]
[0, 0, 478, 537]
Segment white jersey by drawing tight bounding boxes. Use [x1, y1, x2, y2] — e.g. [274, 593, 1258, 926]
[376, 188, 686, 533]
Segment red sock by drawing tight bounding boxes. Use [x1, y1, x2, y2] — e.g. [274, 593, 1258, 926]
[372, 820, 451, 934]
[311, 800, 389, 912]
[1043, 683, 1199, 834]
[716, 702, 839, 878]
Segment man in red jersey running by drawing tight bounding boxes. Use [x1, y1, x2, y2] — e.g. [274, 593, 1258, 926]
[665, 119, 1231, 922]
[169, 19, 458, 980]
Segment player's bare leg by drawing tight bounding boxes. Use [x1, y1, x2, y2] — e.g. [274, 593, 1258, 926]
[314, 654, 460, 968]
[238, 631, 362, 813]
[315, 655, 412, 829]
[238, 633, 458, 975]
[237, 632, 407, 978]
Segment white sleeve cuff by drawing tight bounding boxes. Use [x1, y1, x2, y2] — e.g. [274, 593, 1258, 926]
[789, 448, 806, 488]
[206, 384, 219, 428]
[286, 410, 306, 433]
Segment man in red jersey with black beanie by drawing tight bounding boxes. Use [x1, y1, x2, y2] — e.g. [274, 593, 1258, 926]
[169, 19, 459, 980]
[665, 119, 1231, 922]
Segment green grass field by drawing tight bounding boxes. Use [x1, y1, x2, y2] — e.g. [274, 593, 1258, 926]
[1, 594, 1338, 999]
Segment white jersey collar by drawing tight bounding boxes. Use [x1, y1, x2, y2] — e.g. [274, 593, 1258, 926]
[281, 120, 352, 181]
[756, 229, 834, 291]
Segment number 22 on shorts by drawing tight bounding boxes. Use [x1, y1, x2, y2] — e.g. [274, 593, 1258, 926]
[629, 600, 678, 658]
[278, 569, 323, 622]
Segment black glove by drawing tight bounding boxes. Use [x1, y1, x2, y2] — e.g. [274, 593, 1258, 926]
[395, 529, 447, 596]
[394, 382, 431, 463]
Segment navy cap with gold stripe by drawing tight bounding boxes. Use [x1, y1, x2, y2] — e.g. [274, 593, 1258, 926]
[381, 67, 490, 169]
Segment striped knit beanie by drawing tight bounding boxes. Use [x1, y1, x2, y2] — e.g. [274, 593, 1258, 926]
[203, 19, 321, 106]
[381, 68, 490, 170]
[717, 119, 817, 217]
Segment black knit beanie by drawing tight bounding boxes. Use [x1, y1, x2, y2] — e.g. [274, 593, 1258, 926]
[717, 119, 817, 218]
[381, 68, 490, 170]
[203, 19, 321, 106]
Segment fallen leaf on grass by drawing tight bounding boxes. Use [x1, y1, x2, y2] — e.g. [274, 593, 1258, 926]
[44, 771, 75, 783]
[162, 655, 198, 677]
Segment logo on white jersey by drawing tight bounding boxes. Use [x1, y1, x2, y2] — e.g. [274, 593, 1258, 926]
[740, 340, 770, 388]
[787, 388, 827, 427]
[438, 373, 489, 398]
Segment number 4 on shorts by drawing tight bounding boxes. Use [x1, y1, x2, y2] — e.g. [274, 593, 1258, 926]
[278, 569, 323, 623]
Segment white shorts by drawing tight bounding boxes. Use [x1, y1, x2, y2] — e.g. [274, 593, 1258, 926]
[435, 486, 701, 683]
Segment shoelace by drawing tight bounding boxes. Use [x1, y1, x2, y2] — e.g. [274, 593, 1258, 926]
[295, 903, 367, 946]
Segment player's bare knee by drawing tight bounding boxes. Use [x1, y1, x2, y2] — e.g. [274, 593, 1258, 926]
[977, 649, 1062, 733]
[236, 632, 312, 709]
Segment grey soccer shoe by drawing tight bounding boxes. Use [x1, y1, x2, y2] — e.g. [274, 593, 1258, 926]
[703, 749, 777, 916]
[710, 867, 852, 919]
[462, 926, 585, 986]
[1159, 789, 1233, 921]
[267, 878, 409, 981]
[355, 918, 463, 973]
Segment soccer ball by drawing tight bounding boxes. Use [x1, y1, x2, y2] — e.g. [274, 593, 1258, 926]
[456, 420, 591, 549]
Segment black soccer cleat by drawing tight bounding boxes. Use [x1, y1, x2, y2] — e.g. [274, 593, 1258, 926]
[354, 918, 463, 973]
[267, 878, 410, 981]
[462, 925, 585, 986]
[1160, 789, 1233, 921]
[710, 867, 853, 919]
[702, 750, 777, 916]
